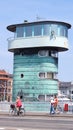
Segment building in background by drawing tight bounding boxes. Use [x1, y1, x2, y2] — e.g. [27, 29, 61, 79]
[7, 20, 71, 112]
[0, 70, 13, 102]
[59, 81, 71, 97]
[59, 81, 73, 101]
[70, 82, 73, 101]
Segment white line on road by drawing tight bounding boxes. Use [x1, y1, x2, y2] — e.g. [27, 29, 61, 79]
[17, 129, 42, 130]
[0, 127, 41, 130]
[0, 128, 5, 130]
[17, 129, 24, 130]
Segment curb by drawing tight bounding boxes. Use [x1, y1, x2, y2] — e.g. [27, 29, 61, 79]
[0, 111, 73, 118]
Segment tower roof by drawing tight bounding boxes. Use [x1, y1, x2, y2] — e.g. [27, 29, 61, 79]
[7, 20, 71, 32]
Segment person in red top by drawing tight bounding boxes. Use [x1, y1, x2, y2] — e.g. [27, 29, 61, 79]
[54, 95, 58, 111]
[15, 96, 22, 115]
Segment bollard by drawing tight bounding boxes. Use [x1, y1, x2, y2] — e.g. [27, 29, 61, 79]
[64, 104, 68, 111]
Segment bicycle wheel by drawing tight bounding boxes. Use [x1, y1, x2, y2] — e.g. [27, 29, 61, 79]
[19, 107, 25, 116]
[9, 108, 15, 116]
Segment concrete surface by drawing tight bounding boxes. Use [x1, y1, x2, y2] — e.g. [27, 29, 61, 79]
[0, 111, 73, 118]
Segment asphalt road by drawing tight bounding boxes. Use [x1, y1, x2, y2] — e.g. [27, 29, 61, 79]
[0, 115, 73, 130]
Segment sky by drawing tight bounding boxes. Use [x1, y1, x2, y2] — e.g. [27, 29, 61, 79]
[0, 0, 73, 82]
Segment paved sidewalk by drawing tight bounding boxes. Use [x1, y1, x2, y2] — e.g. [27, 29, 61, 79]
[0, 111, 73, 118]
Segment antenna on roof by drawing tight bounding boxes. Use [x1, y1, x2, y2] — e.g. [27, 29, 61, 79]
[36, 15, 45, 21]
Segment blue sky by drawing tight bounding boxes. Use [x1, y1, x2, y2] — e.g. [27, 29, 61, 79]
[0, 0, 73, 81]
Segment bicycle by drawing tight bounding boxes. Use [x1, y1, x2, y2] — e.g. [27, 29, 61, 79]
[9, 104, 25, 116]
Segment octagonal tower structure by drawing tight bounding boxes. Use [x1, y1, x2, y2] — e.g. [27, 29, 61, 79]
[7, 20, 71, 112]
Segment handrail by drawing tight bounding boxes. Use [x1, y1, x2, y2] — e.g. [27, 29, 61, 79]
[7, 37, 14, 42]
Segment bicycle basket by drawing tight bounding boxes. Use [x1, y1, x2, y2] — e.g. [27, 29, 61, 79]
[10, 104, 15, 109]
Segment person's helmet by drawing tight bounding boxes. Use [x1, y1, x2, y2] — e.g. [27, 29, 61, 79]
[17, 96, 20, 99]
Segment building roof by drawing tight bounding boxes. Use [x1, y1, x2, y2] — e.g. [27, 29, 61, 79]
[0, 70, 9, 75]
[7, 20, 71, 32]
[0, 70, 12, 80]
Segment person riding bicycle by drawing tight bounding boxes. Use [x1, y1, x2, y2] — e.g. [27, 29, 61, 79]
[15, 96, 22, 115]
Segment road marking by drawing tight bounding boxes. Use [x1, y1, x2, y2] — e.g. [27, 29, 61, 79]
[0, 128, 5, 130]
[17, 129, 42, 130]
[0, 128, 43, 130]
[17, 129, 24, 130]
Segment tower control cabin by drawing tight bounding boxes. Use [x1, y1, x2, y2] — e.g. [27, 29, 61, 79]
[7, 20, 71, 112]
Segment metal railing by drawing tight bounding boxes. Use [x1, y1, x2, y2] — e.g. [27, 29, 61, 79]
[0, 101, 73, 114]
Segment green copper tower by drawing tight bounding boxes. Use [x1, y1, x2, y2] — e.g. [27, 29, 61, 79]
[7, 20, 71, 112]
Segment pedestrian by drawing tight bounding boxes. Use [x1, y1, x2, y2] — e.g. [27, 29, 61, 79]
[54, 95, 58, 112]
[50, 97, 55, 114]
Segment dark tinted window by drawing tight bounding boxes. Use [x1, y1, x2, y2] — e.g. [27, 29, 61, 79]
[34, 25, 42, 36]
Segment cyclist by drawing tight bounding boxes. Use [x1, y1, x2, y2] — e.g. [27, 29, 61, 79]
[15, 96, 22, 115]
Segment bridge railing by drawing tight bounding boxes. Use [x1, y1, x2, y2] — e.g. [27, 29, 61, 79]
[0, 101, 73, 114]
